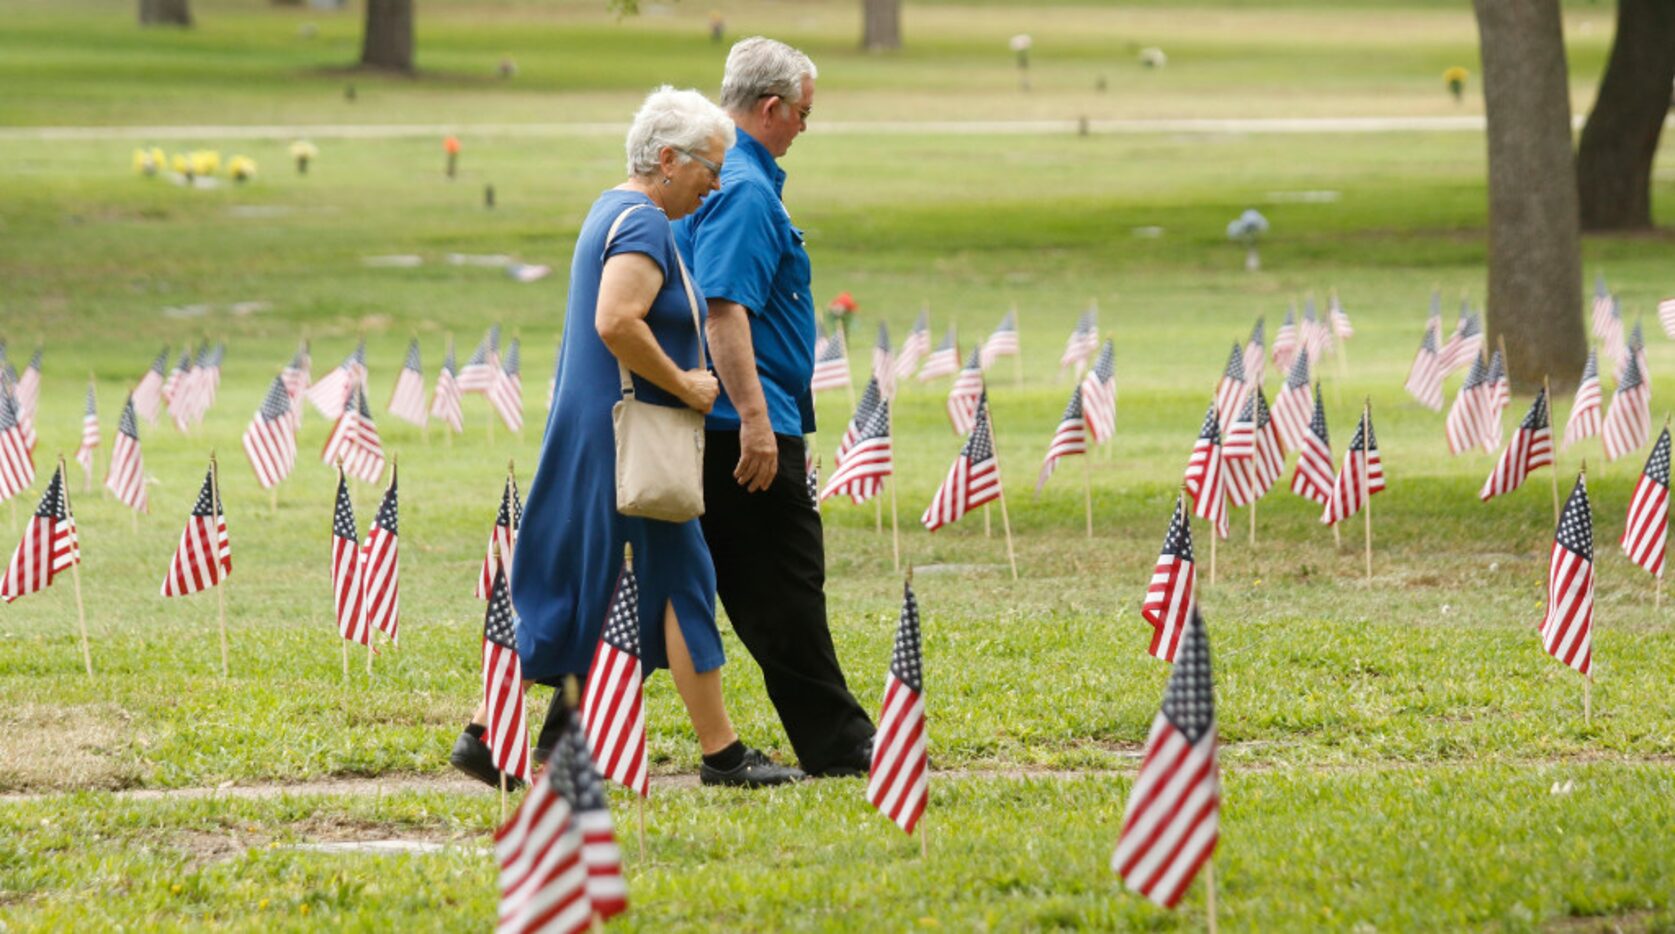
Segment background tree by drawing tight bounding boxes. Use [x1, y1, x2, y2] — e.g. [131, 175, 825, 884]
[1472, 0, 1585, 391]
[862, 0, 901, 51]
[360, 0, 414, 73]
[1576, 0, 1675, 231]
[138, 0, 191, 27]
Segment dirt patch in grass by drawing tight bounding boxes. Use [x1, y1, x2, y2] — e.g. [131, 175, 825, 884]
[0, 703, 144, 793]
[1544, 908, 1667, 932]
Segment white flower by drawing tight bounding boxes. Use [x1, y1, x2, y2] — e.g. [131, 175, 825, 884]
[1139, 47, 1167, 69]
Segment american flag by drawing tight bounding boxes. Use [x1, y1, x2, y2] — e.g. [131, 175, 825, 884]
[811, 326, 852, 393]
[1483, 349, 1510, 451]
[359, 468, 399, 643]
[431, 339, 465, 434]
[823, 379, 892, 504]
[1269, 349, 1312, 452]
[1322, 409, 1385, 525]
[1563, 350, 1603, 450]
[0, 465, 78, 603]
[1212, 342, 1249, 432]
[1445, 354, 1491, 456]
[582, 551, 649, 797]
[281, 341, 311, 430]
[160, 464, 229, 597]
[1301, 297, 1331, 364]
[1404, 318, 1445, 411]
[892, 310, 930, 383]
[916, 325, 960, 383]
[945, 347, 984, 434]
[105, 396, 147, 513]
[489, 337, 525, 431]
[921, 392, 1001, 531]
[322, 387, 386, 485]
[1243, 317, 1266, 387]
[1590, 273, 1614, 340]
[1182, 402, 1228, 539]
[1271, 306, 1297, 372]
[1328, 291, 1354, 341]
[556, 704, 629, 921]
[980, 311, 1020, 369]
[1477, 386, 1555, 499]
[1602, 351, 1650, 462]
[330, 469, 369, 647]
[1623, 318, 1650, 393]
[132, 346, 169, 424]
[387, 338, 428, 427]
[161, 349, 192, 408]
[1541, 474, 1594, 676]
[1111, 608, 1219, 909]
[872, 321, 896, 399]
[1141, 493, 1196, 663]
[1658, 298, 1675, 341]
[868, 577, 927, 836]
[482, 566, 532, 783]
[1601, 297, 1627, 369]
[0, 380, 35, 502]
[242, 374, 297, 490]
[1059, 308, 1099, 370]
[1035, 385, 1087, 492]
[1223, 388, 1283, 507]
[170, 345, 216, 431]
[1439, 304, 1484, 376]
[75, 380, 99, 486]
[476, 473, 523, 600]
[15, 347, 41, 427]
[1289, 387, 1334, 505]
[1622, 427, 1670, 579]
[6, 374, 34, 458]
[305, 340, 367, 418]
[458, 325, 502, 394]
[1081, 340, 1117, 446]
[494, 711, 603, 934]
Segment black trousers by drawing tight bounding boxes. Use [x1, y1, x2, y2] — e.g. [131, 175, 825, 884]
[700, 430, 875, 772]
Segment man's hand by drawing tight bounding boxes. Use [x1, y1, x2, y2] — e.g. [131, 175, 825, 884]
[736, 414, 778, 492]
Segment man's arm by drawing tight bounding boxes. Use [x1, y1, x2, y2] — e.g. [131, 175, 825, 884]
[706, 298, 778, 492]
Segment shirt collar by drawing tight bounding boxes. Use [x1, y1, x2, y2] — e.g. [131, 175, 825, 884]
[731, 127, 786, 197]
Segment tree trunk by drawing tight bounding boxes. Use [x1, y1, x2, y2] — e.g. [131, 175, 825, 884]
[360, 0, 414, 73]
[861, 0, 901, 52]
[1576, 0, 1675, 231]
[138, 0, 192, 27]
[1472, 0, 1585, 393]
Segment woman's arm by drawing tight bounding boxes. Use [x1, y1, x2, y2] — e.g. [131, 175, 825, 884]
[595, 253, 718, 413]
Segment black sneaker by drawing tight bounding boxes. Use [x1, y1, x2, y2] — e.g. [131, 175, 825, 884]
[808, 736, 873, 779]
[449, 729, 524, 791]
[699, 747, 806, 788]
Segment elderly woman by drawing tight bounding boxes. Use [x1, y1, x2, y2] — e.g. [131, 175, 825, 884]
[450, 87, 801, 790]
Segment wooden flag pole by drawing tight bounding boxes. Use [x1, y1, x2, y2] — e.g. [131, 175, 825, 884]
[1249, 499, 1257, 548]
[1081, 448, 1094, 539]
[210, 453, 230, 678]
[1545, 375, 1560, 524]
[1580, 459, 1590, 725]
[984, 399, 1020, 580]
[59, 456, 94, 677]
[1362, 400, 1373, 582]
[1205, 860, 1219, 934]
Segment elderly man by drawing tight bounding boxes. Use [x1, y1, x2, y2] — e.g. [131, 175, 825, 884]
[674, 37, 875, 780]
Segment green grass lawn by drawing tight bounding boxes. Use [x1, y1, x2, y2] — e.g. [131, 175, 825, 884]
[3, 1, 1675, 930]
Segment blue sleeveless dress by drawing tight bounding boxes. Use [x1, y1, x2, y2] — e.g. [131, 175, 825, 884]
[511, 189, 723, 680]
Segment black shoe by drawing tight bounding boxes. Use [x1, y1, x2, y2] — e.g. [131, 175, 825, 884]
[699, 747, 806, 788]
[450, 729, 524, 790]
[808, 736, 873, 779]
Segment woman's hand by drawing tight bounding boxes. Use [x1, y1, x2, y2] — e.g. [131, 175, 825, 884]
[679, 369, 720, 414]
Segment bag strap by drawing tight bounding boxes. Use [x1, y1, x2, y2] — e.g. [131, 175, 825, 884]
[602, 201, 707, 400]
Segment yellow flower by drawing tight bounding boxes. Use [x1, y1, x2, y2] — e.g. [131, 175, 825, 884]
[289, 140, 318, 161]
[190, 149, 221, 177]
[228, 156, 257, 182]
[171, 884, 182, 895]
[299, 904, 310, 915]
[171, 153, 190, 175]
[149, 146, 167, 168]
[258, 899, 270, 910]
[132, 148, 157, 175]
[1443, 66, 1470, 85]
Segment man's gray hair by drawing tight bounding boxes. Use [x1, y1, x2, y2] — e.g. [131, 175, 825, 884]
[625, 85, 736, 177]
[719, 36, 818, 113]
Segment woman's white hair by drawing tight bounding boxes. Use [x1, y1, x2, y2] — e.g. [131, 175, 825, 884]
[719, 36, 818, 113]
[625, 86, 736, 178]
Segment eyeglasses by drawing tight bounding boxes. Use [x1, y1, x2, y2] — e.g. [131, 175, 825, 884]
[676, 148, 722, 178]
[757, 94, 811, 123]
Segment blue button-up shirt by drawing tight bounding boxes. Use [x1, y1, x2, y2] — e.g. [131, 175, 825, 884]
[673, 128, 817, 436]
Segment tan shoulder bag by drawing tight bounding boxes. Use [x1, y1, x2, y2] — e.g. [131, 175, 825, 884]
[604, 203, 707, 522]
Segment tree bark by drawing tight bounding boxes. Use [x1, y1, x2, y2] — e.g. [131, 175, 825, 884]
[861, 0, 901, 52]
[1472, 0, 1585, 393]
[138, 0, 192, 27]
[1576, 0, 1675, 231]
[360, 0, 414, 73]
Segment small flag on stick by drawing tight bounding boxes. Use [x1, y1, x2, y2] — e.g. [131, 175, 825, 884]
[161, 463, 229, 597]
[867, 575, 927, 836]
[582, 546, 649, 797]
